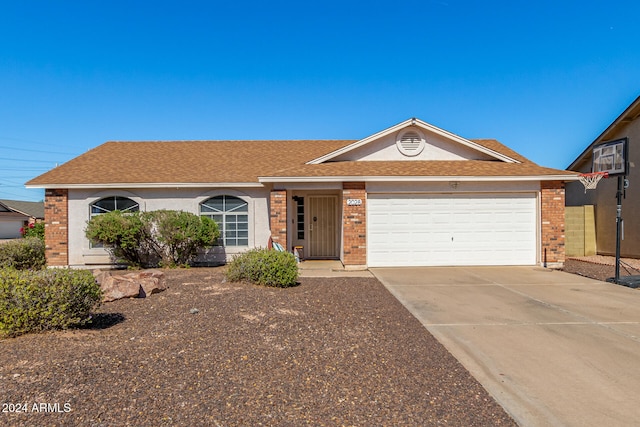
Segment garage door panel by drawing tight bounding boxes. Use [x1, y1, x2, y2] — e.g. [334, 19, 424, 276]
[367, 193, 536, 267]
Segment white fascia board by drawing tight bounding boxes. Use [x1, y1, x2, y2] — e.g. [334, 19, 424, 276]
[25, 182, 264, 189]
[412, 118, 519, 163]
[259, 174, 581, 183]
[306, 118, 520, 165]
[307, 119, 414, 164]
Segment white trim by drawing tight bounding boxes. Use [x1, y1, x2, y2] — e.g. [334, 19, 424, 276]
[307, 118, 520, 164]
[259, 174, 580, 183]
[26, 182, 264, 189]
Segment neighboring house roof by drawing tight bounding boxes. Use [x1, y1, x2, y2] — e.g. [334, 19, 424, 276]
[0, 199, 44, 219]
[26, 119, 577, 189]
[568, 95, 640, 171]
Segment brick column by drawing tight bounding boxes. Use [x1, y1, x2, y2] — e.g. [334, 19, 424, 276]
[541, 181, 565, 267]
[342, 182, 367, 268]
[44, 189, 69, 267]
[269, 189, 287, 245]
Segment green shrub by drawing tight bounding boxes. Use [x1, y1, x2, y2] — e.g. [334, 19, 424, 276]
[85, 210, 152, 267]
[226, 248, 298, 288]
[0, 268, 102, 338]
[85, 210, 220, 268]
[21, 222, 45, 240]
[143, 210, 220, 267]
[0, 237, 46, 270]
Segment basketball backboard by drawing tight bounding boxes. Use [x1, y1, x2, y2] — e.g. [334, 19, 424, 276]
[592, 138, 628, 176]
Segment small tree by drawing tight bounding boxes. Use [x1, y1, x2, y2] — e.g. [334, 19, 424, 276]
[143, 210, 219, 267]
[85, 210, 154, 267]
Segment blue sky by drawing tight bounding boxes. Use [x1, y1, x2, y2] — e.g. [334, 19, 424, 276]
[1, 1, 639, 201]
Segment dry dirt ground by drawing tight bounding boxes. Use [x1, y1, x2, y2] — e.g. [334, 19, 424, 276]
[0, 268, 515, 427]
[563, 255, 640, 283]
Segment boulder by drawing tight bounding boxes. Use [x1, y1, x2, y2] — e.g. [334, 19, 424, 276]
[135, 270, 167, 297]
[95, 270, 167, 302]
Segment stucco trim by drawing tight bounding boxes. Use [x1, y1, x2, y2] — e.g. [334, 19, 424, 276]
[307, 118, 520, 165]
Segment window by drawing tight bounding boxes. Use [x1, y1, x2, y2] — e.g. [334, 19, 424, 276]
[296, 197, 305, 240]
[200, 195, 248, 246]
[91, 196, 139, 216]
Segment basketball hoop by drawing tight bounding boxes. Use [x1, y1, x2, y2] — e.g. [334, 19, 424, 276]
[578, 171, 608, 193]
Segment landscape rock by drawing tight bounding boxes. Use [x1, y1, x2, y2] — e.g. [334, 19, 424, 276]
[94, 269, 167, 302]
[136, 270, 167, 297]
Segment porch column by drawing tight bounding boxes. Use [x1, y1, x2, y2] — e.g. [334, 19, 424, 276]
[342, 182, 367, 268]
[541, 181, 566, 267]
[44, 189, 69, 267]
[269, 189, 288, 246]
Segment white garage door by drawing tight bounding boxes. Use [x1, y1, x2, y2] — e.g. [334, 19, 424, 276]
[0, 220, 24, 239]
[367, 193, 537, 267]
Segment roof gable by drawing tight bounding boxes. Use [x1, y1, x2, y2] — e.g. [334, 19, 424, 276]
[568, 95, 640, 171]
[308, 118, 520, 164]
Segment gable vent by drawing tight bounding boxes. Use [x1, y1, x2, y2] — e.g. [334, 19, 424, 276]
[400, 132, 422, 151]
[396, 129, 425, 156]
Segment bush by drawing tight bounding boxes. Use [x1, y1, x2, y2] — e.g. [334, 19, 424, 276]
[226, 248, 298, 288]
[85, 210, 151, 267]
[0, 237, 46, 270]
[144, 210, 220, 267]
[0, 268, 102, 338]
[21, 222, 45, 240]
[85, 210, 219, 268]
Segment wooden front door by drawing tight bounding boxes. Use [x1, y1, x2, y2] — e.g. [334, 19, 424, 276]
[308, 195, 338, 258]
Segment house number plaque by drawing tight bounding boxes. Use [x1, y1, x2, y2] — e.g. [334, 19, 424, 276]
[347, 199, 362, 206]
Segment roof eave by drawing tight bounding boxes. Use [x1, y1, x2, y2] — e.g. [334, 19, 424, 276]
[568, 95, 640, 170]
[259, 174, 580, 183]
[25, 182, 264, 189]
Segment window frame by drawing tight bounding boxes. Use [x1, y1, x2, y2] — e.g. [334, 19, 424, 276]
[200, 195, 249, 247]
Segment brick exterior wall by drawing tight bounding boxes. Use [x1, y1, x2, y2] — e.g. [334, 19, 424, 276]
[44, 189, 69, 267]
[541, 181, 566, 266]
[269, 189, 287, 245]
[342, 182, 367, 267]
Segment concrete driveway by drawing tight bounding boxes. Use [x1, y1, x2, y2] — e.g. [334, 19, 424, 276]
[372, 266, 640, 427]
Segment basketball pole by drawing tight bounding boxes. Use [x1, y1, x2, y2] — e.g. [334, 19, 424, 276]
[614, 175, 624, 284]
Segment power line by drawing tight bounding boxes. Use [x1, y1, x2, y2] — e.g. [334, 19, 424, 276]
[0, 157, 66, 164]
[0, 144, 78, 156]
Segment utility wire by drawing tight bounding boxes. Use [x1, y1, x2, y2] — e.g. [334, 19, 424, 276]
[0, 144, 78, 156]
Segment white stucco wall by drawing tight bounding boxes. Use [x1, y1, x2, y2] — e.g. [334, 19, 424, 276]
[67, 187, 271, 267]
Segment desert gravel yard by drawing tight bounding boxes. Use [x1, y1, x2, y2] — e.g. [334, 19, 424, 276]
[0, 267, 515, 426]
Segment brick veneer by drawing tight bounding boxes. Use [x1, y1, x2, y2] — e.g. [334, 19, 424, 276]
[541, 181, 566, 266]
[342, 182, 367, 267]
[44, 189, 69, 266]
[269, 189, 287, 245]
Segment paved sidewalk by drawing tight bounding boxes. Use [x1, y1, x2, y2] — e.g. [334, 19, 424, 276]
[372, 266, 640, 427]
[298, 260, 373, 278]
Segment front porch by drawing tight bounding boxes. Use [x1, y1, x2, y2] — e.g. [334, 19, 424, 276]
[269, 183, 367, 269]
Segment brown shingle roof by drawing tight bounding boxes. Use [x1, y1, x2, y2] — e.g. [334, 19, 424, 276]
[26, 140, 356, 186]
[26, 138, 575, 187]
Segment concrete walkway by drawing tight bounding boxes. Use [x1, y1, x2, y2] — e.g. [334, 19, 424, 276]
[298, 260, 373, 278]
[372, 266, 640, 427]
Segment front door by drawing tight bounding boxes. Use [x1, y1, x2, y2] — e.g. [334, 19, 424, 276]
[308, 195, 338, 258]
